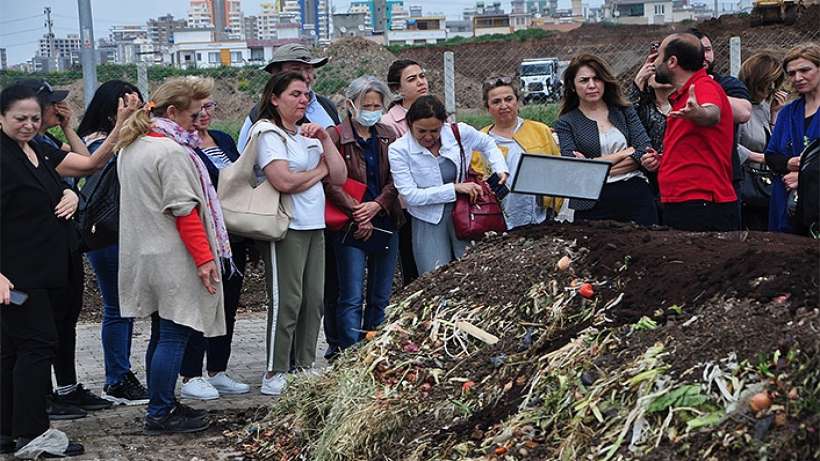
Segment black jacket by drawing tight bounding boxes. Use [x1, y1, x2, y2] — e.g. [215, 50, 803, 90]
[553, 104, 652, 210]
[1, 131, 73, 289]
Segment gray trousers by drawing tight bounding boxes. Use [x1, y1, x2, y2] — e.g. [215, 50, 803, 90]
[411, 203, 469, 275]
[261, 229, 325, 373]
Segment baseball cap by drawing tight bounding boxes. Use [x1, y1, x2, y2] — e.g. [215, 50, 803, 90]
[262, 43, 329, 73]
[16, 79, 69, 104]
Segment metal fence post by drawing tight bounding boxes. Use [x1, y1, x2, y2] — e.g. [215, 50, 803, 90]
[443, 51, 456, 120]
[137, 62, 150, 102]
[77, 0, 97, 108]
[729, 36, 741, 78]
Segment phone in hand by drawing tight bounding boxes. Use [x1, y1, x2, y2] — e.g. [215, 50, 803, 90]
[9, 290, 28, 306]
[487, 173, 510, 201]
[649, 41, 660, 53]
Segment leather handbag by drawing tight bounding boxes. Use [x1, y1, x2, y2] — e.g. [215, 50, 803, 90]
[217, 120, 292, 241]
[78, 159, 119, 251]
[450, 123, 507, 240]
[325, 178, 368, 231]
[339, 216, 395, 253]
[740, 162, 774, 209]
[794, 139, 819, 228]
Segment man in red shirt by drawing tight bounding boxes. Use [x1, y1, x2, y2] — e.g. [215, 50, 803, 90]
[649, 33, 738, 231]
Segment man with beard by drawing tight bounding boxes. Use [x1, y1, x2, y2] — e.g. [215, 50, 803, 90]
[689, 28, 752, 228]
[651, 33, 738, 231]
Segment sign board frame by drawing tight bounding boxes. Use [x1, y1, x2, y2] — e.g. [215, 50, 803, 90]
[509, 154, 612, 201]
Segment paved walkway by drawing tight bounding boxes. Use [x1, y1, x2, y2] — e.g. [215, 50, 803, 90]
[2, 312, 327, 460]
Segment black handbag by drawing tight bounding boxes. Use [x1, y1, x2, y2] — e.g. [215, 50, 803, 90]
[740, 162, 774, 209]
[339, 216, 395, 253]
[78, 159, 119, 251]
[794, 139, 820, 229]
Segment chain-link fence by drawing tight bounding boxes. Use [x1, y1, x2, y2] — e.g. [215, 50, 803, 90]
[399, 25, 819, 128]
[2, 20, 817, 139]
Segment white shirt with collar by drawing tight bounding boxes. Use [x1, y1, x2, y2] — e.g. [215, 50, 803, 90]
[388, 122, 509, 225]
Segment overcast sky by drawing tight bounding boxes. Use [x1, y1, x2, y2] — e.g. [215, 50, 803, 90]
[0, 0, 578, 66]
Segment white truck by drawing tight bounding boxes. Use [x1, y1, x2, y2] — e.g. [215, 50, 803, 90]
[518, 57, 562, 105]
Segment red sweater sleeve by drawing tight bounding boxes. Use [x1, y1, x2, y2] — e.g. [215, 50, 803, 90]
[175, 208, 214, 267]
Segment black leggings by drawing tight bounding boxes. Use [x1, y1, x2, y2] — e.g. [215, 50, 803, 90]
[398, 210, 418, 285]
[50, 251, 84, 388]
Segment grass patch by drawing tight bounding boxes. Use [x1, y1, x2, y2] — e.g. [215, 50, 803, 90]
[458, 103, 560, 129]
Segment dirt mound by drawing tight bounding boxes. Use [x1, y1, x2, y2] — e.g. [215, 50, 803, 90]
[227, 222, 818, 460]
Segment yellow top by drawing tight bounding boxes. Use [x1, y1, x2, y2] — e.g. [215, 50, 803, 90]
[470, 119, 564, 214]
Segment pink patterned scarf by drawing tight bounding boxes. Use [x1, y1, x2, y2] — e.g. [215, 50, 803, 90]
[150, 117, 233, 269]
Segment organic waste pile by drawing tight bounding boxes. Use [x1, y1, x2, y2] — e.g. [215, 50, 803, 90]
[226, 221, 819, 460]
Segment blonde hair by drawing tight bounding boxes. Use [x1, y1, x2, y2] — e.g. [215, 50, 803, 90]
[783, 42, 820, 70]
[116, 76, 214, 150]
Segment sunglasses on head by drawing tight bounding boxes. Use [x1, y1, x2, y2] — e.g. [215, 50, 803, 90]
[483, 75, 515, 90]
[35, 81, 54, 94]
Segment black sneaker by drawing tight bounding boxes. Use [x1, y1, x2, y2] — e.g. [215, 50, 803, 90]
[54, 384, 113, 411]
[143, 405, 210, 435]
[103, 371, 149, 406]
[46, 397, 87, 421]
[15, 438, 84, 458]
[174, 401, 208, 420]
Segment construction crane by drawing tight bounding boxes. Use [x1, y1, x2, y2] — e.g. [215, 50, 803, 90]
[750, 0, 816, 26]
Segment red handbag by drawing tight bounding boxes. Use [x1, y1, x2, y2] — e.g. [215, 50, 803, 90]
[325, 125, 369, 232]
[450, 123, 507, 240]
[325, 178, 367, 231]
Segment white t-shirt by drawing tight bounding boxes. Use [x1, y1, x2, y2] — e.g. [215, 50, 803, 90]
[255, 129, 325, 230]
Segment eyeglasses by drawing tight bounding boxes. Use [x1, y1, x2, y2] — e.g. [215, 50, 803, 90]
[203, 102, 217, 113]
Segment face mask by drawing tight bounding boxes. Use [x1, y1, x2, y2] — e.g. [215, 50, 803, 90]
[356, 109, 382, 127]
[350, 100, 382, 127]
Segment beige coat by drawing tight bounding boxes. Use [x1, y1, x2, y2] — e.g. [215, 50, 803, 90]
[118, 136, 226, 337]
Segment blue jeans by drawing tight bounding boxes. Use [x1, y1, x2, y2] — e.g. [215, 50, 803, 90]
[145, 314, 193, 418]
[333, 232, 399, 350]
[86, 245, 134, 386]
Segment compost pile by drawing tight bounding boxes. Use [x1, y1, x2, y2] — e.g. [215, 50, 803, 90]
[228, 221, 819, 460]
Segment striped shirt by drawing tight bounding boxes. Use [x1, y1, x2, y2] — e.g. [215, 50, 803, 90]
[201, 145, 233, 170]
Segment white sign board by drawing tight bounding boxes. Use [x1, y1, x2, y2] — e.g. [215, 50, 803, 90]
[510, 154, 611, 201]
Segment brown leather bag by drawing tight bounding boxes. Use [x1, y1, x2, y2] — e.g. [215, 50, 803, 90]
[450, 123, 507, 240]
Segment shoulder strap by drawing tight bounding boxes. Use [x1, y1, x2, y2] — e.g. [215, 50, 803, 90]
[451, 123, 466, 182]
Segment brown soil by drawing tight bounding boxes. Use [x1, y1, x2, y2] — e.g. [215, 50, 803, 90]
[405, 220, 818, 323]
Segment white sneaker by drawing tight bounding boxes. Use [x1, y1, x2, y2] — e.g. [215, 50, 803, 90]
[180, 377, 220, 400]
[261, 373, 287, 396]
[207, 372, 250, 395]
